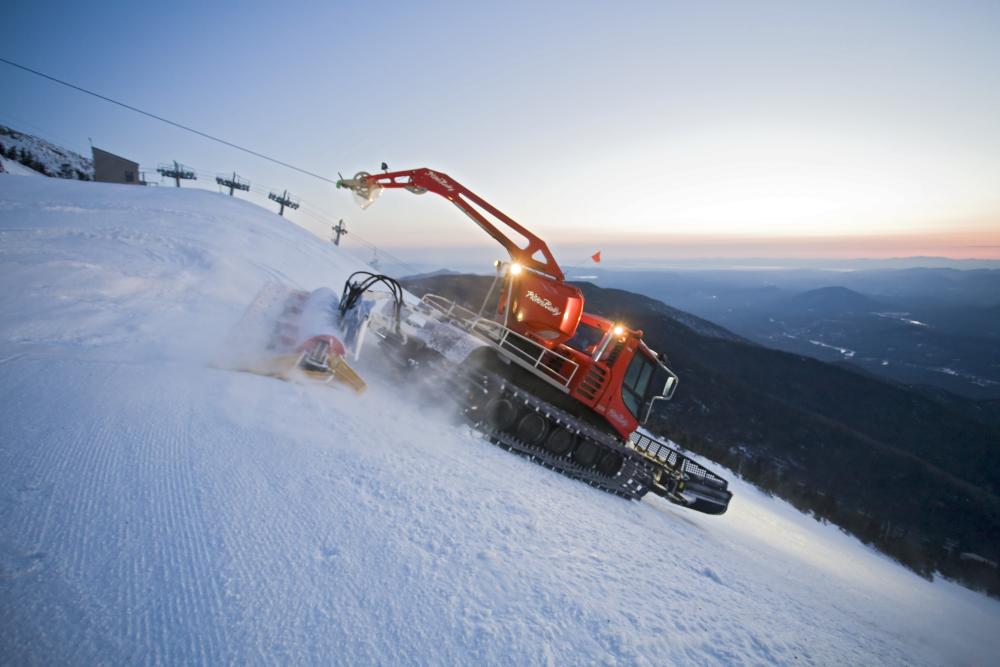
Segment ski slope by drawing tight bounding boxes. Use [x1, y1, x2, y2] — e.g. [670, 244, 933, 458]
[1, 176, 998, 666]
[0, 154, 44, 177]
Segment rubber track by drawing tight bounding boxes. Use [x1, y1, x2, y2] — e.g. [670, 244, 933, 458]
[458, 370, 654, 500]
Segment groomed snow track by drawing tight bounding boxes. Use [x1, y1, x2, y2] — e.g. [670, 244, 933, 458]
[3, 177, 999, 666]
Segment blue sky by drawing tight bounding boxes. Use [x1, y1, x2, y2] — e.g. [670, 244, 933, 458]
[4, 1, 1000, 267]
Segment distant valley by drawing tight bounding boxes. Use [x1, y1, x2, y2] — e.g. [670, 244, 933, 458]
[561, 267, 1000, 399]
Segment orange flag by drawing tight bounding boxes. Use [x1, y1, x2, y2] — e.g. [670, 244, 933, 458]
[591, 250, 601, 263]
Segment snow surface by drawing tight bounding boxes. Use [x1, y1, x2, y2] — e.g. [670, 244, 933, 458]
[1, 176, 999, 666]
[0, 155, 43, 177]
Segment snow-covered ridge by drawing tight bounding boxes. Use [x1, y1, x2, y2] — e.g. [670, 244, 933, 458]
[1, 176, 998, 665]
[0, 124, 92, 179]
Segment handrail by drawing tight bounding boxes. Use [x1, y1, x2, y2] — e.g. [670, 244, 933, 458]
[420, 294, 579, 389]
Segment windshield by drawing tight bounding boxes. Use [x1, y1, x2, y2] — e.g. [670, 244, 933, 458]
[565, 321, 605, 354]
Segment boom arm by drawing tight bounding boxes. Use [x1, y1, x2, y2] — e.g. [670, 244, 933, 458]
[337, 168, 565, 281]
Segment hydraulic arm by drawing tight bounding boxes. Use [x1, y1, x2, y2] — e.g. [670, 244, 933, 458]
[338, 168, 564, 281]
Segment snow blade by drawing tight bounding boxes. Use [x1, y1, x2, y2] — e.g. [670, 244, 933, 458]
[215, 284, 366, 394]
[294, 335, 367, 394]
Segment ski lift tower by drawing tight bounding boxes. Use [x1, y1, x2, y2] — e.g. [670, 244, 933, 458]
[157, 161, 196, 188]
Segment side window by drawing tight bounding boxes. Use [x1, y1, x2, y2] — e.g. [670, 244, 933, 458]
[621, 353, 654, 419]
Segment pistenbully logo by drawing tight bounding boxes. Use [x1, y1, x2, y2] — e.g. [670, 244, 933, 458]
[425, 171, 455, 192]
[525, 290, 561, 316]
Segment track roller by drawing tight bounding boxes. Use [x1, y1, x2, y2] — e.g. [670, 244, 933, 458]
[573, 439, 602, 467]
[597, 451, 624, 476]
[544, 427, 575, 455]
[516, 411, 549, 445]
[486, 397, 518, 431]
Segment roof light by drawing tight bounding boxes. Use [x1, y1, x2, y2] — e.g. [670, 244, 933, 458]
[509, 263, 522, 276]
[613, 325, 624, 336]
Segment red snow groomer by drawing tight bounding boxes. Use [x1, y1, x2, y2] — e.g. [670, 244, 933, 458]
[336, 168, 732, 514]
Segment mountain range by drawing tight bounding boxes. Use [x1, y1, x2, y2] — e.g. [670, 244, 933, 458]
[561, 267, 1000, 399]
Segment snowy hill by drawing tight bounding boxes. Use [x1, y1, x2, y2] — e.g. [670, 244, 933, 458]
[0, 124, 92, 179]
[1, 176, 998, 665]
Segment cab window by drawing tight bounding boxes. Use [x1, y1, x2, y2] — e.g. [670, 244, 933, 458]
[565, 322, 604, 354]
[621, 352, 655, 420]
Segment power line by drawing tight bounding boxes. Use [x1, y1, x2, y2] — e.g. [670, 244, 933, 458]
[0, 56, 339, 185]
[0, 61, 419, 270]
[0, 112, 91, 155]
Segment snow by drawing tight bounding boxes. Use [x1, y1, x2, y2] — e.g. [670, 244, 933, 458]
[807, 338, 856, 358]
[874, 312, 930, 328]
[2, 176, 999, 665]
[0, 125, 93, 180]
[0, 155, 43, 177]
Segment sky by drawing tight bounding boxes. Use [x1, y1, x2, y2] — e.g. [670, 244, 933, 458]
[4, 0, 1000, 269]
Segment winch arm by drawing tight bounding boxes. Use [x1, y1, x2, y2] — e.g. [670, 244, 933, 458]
[337, 168, 565, 281]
